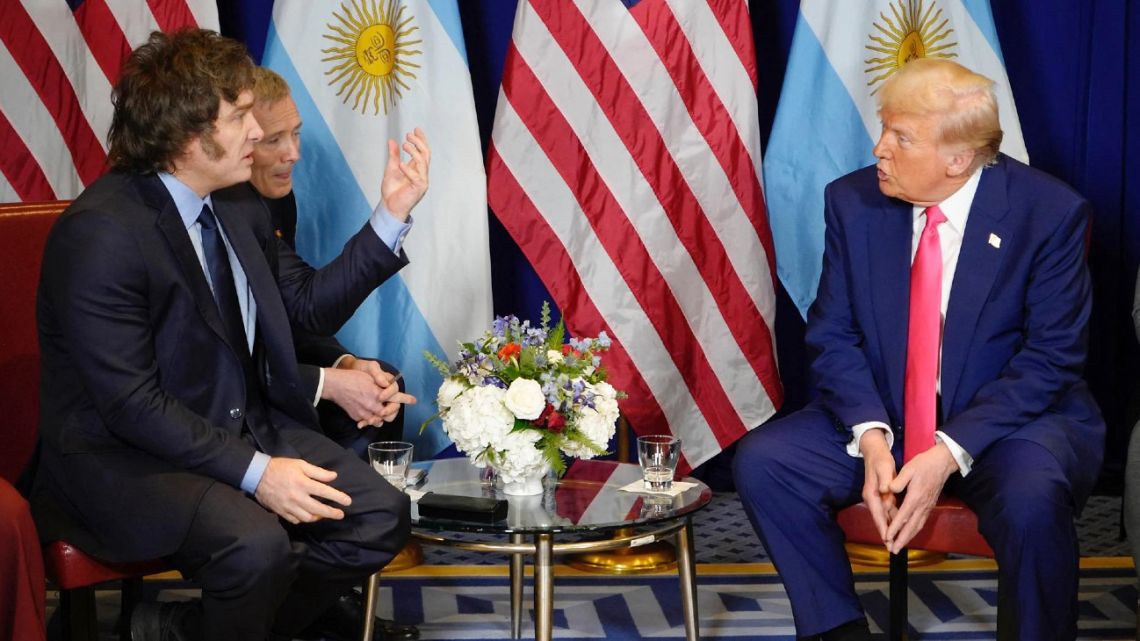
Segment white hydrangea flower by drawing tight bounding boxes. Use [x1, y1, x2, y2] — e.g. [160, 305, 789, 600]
[546, 349, 563, 364]
[560, 381, 619, 458]
[437, 377, 468, 411]
[591, 381, 620, 424]
[491, 429, 548, 485]
[503, 378, 545, 420]
[441, 386, 514, 456]
[560, 410, 615, 459]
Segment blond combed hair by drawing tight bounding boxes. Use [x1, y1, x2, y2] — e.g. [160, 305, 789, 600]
[878, 58, 1003, 172]
[252, 66, 291, 106]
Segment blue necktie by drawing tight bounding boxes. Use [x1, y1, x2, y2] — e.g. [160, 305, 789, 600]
[197, 204, 248, 355]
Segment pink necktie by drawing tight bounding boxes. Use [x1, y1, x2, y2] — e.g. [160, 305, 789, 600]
[903, 205, 946, 462]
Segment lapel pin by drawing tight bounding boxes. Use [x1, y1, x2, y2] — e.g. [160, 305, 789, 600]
[988, 233, 1002, 249]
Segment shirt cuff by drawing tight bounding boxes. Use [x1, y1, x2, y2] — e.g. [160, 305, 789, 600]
[314, 368, 326, 406]
[935, 430, 974, 476]
[240, 451, 271, 494]
[369, 201, 413, 252]
[847, 422, 894, 457]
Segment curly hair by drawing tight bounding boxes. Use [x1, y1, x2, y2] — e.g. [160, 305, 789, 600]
[107, 29, 255, 174]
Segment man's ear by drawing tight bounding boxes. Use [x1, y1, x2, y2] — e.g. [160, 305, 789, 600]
[945, 147, 976, 178]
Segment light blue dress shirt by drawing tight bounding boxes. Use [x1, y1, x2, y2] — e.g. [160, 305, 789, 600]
[158, 174, 409, 493]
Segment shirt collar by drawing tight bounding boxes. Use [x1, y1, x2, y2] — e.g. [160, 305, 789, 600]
[912, 169, 983, 234]
[158, 172, 214, 231]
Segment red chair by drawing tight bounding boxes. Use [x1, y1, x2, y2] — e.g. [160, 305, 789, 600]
[0, 202, 170, 641]
[837, 497, 1013, 641]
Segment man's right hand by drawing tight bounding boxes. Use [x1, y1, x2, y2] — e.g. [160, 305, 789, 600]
[254, 457, 351, 524]
[858, 429, 898, 545]
[322, 357, 416, 427]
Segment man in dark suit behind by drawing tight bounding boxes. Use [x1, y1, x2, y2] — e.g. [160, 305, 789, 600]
[733, 58, 1103, 640]
[247, 66, 409, 456]
[34, 29, 429, 641]
[245, 66, 418, 641]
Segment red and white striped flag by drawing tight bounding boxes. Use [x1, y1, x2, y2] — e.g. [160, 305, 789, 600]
[0, 0, 218, 203]
[487, 0, 782, 473]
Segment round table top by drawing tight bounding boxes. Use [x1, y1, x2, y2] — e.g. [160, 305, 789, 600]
[407, 458, 712, 535]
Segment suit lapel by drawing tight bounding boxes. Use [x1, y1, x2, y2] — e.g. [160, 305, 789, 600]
[868, 198, 914, 419]
[213, 199, 301, 396]
[940, 159, 1012, 415]
[144, 175, 232, 348]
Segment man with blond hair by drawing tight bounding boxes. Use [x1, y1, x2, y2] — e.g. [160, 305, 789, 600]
[734, 58, 1103, 640]
[241, 66, 419, 641]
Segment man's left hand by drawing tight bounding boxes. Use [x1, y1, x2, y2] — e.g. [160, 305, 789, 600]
[884, 443, 959, 553]
[381, 128, 430, 221]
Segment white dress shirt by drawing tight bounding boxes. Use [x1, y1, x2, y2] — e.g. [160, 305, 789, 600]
[847, 169, 983, 476]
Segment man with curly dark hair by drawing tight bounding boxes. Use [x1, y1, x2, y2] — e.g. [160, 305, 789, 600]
[33, 29, 428, 641]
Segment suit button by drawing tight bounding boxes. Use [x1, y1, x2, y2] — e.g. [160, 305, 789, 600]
[229, 408, 243, 420]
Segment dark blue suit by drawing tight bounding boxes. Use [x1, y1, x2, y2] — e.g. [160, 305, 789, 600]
[34, 172, 411, 638]
[734, 155, 1103, 639]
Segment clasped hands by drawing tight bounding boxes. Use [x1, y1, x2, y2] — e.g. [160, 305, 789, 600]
[256, 356, 416, 525]
[859, 429, 960, 554]
[322, 355, 417, 427]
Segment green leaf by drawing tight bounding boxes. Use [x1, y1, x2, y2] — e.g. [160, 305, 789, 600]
[418, 411, 441, 434]
[423, 350, 453, 377]
[547, 319, 565, 351]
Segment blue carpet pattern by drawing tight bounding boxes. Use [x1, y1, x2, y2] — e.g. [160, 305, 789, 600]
[374, 563, 1137, 640]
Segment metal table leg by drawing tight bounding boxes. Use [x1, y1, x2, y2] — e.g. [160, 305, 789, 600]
[509, 533, 525, 639]
[533, 533, 554, 641]
[676, 517, 700, 641]
[361, 572, 380, 641]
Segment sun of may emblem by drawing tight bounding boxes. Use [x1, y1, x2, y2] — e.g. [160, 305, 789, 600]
[322, 0, 422, 115]
[864, 0, 957, 93]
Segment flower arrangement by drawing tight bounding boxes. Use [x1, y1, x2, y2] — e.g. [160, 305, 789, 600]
[425, 304, 623, 488]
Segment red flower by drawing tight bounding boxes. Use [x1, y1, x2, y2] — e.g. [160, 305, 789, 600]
[497, 343, 522, 361]
[560, 344, 582, 359]
[536, 404, 567, 434]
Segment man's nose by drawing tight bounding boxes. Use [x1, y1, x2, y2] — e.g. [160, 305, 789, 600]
[284, 139, 300, 163]
[872, 136, 887, 159]
[246, 113, 263, 143]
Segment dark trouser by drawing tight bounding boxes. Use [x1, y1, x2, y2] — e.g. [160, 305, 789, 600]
[732, 406, 1079, 641]
[170, 426, 410, 641]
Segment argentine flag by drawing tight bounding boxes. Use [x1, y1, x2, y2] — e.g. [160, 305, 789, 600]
[263, 0, 491, 457]
[765, 0, 1028, 317]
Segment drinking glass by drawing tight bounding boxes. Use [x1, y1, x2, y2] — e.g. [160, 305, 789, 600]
[637, 435, 680, 491]
[368, 441, 414, 490]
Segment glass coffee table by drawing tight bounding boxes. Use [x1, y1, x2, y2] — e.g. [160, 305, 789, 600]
[371, 457, 712, 641]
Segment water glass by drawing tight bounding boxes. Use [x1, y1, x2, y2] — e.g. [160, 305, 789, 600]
[637, 434, 680, 491]
[368, 441, 414, 490]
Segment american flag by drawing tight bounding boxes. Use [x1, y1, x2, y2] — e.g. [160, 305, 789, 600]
[487, 0, 782, 473]
[0, 0, 218, 203]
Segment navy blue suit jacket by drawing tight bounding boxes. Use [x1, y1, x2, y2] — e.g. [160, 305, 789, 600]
[805, 155, 1104, 505]
[34, 172, 407, 560]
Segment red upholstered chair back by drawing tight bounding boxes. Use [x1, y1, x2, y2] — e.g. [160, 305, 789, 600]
[0, 201, 67, 484]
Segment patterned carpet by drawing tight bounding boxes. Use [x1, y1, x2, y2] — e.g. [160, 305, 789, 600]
[48, 493, 1137, 640]
[375, 560, 1137, 640]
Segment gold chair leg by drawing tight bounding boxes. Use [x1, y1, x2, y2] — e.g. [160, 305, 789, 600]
[361, 573, 380, 641]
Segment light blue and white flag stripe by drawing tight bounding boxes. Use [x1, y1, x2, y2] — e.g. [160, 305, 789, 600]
[764, 0, 1027, 317]
[263, 0, 491, 457]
